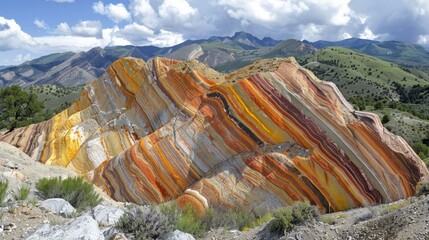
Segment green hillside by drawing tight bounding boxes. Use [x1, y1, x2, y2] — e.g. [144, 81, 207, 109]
[263, 39, 316, 58]
[301, 47, 428, 100]
[354, 41, 429, 66]
[27, 84, 83, 114]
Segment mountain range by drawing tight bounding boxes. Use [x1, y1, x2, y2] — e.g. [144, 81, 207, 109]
[2, 32, 428, 88]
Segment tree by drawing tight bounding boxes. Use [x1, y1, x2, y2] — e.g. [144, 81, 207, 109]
[0, 85, 44, 132]
[381, 114, 391, 124]
[374, 101, 384, 110]
[357, 101, 366, 111]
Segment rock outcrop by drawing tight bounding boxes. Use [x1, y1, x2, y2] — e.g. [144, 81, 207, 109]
[26, 215, 104, 240]
[1, 57, 428, 215]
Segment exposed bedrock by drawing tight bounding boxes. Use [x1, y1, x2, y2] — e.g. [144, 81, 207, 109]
[2, 57, 428, 215]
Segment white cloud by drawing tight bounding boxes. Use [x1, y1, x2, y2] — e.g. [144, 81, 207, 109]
[54, 21, 102, 37]
[349, 0, 429, 43]
[0, 17, 36, 51]
[159, 0, 197, 24]
[54, 22, 71, 35]
[14, 53, 31, 63]
[101, 24, 183, 47]
[216, 0, 351, 28]
[71, 20, 102, 37]
[118, 22, 154, 41]
[34, 19, 48, 29]
[418, 35, 429, 45]
[147, 29, 184, 47]
[306, 0, 352, 26]
[4, 0, 429, 65]
[101, 27, 132, 46]
[34, 35, 104, 53]
[300, 23, 323, 41]
[218, 0, 307, 26]
[415, 0, 429, 16]
[129, 0, 158, 28]
[93, 1, 131, 23]
[359, 27, 379, 40]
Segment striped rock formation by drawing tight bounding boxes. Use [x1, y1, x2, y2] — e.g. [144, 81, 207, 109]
[1, 57, 428, 215]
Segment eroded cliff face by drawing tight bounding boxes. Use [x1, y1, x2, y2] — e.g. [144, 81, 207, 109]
[2, 57, 428, 215]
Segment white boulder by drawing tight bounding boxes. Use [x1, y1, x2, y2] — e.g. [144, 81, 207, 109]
[26, 215, 103, 240]
[41, 198, 76, 217]
[91, 204, 125, 227]
[167, 230, 195, 240]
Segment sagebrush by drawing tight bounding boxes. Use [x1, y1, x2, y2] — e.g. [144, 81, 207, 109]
[14, 185, 30, 201]
[0, 179, 8, 205]
[116, 205, 177, 240]
[269, 201, 319, 233]
[161, 203, 256, 237]
[36, 176, 101, 211]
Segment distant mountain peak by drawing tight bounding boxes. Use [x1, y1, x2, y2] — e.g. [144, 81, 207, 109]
[231, 31, 256, 39]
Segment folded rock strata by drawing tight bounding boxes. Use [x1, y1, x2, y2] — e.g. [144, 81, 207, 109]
[2, 57, 428, 215]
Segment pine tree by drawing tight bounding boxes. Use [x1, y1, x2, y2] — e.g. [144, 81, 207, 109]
[0, 85, 43, 132]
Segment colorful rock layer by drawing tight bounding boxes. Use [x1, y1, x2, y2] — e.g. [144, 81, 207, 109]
[2, 57, 428, 214]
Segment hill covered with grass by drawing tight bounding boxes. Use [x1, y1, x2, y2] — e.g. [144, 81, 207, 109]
[301, 47, 428, 100]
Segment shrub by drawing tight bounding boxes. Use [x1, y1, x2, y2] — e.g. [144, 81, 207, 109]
[203, 207, 255, 232]
[116, 205, 176, 240]
[416, 181, 429, 197]
[36, 176, 102, 211]
[0, 180, 8, 205]
[269, 201, 319, 233]
[244, 213, 273, 230]
[177, 205, 206, 237]
[269, 206, 294, 232]
[291, 201, 319, 222]
[14, 185, 30, 201]
[380, 200, 410, 215]
[320, 214, 335, 225]
[382, 114, 391, 124]
[161, 203, 256, 237]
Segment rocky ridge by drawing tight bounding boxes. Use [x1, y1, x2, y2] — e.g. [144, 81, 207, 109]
[1, 57, 428, 216]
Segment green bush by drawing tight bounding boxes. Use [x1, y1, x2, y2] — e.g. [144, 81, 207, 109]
[116, 205, 176, 240]
[291, 201, 319, 222]
[269, 207, 294, 232]
[36, 176, 102, 211]
[176, 205, 206, 237]
[202, 207, 255, 232]
[320, 214, 335, 225]
[160, 203, 256, 237]
[413, 142, 429, 161]
[382, 114, 391, 124]
[416, 181, 429, 197]
[244, 213, 273, 230]
[14, 185, 30, 201]
[0, 180, 8, 205]
[269, 201, 319, 233]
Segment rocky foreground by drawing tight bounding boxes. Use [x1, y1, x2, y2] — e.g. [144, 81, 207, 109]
[1, 57, 428, 215]
[1, 138, 428, 239]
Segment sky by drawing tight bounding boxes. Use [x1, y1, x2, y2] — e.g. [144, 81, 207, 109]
[1, 0, 429, 65]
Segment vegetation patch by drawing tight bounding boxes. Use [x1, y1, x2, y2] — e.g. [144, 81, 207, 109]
[0, 179, 9, 205]
[116, 205, 177, 240]
[243, 213, 273, 231]
[0, 86, 44, 132]
[36, 176, 102, 211]
[14, 185, 30, 201]
[268, 201, 320, 233]
[380, 200, 411, 215]
[320, 214, 336, 225]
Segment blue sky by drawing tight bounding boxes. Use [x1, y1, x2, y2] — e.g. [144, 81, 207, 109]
[1, 0, 429, 65]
